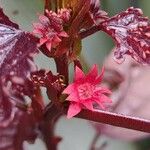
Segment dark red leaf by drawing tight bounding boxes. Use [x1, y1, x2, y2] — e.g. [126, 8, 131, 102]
[102, 7, 150, 64]
[87, 0, 108, 25]
[31, 69, 65, 102]
[0, 10, 39, 150]
[0, 29, 37, 77]
[0, 99, 37, 150]
[0, 8, 19, 29]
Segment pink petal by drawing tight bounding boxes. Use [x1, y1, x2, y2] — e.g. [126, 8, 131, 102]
[86, 64, 98, 82]
[94, 98, 106, 110]
[74, 66, 85, 81]
[33, 29, 41, 35]
[82, 100, 94, 111]
[63, 83, 75, 94]
[100, 94, 112, 103]
[33, 23, 43, 30]
[33, 23, 44, 34]
[67, 103, 81, 119]
[39, 15, 49, 24]
[95, 86, 112, 94]
[53, 35, 62, 43]
[94, 66, 104, 84]
[39, 37, 48, 46]
[46, 41, 52, 51]
[94, 94, 112, 109]
[66, 91, 79, 102]
[59, 31, 68, 37]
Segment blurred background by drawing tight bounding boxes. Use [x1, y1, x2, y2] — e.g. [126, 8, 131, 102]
[0, 0, 150, 150]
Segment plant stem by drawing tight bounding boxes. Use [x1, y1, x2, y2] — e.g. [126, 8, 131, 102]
[54, 54, 69, 84]
[79, 25, 101, 39]
[64, 109, 150, 133]
[40, 103, 63, 150]
[44, 0, 52, 10]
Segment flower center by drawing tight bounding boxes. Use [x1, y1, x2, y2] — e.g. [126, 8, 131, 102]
[78, 83, 94, 100]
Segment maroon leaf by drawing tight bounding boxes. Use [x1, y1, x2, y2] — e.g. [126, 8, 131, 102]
[31, 69, 65, 102]
[0, 29, 37, 77]
[87, 0, 108, 25]
[0, 98, 37, 150]
[0, 9, 39, 150]
[0, 8, 19, 29]
[102, 7, 150, 64]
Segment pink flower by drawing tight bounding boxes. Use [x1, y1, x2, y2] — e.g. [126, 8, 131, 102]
[63, 64, 112, 119]
[33, 9, 70, 51]
[58, 8, 71, 22]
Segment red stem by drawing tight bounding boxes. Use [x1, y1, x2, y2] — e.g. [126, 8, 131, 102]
[73, 109, 150, 133]
[54, 54, 69, 84]
[44, 0, 52, 10]
[40, 103, 63, 150]
[79, 25, 101, 39]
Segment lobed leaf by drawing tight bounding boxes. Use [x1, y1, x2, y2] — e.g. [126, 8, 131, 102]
[0, 9, 40, 150]
[102, 7, 150, 64]
[0, 8, 19, 29]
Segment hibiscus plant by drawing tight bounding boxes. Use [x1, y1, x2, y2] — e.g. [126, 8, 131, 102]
[0, 0, 150, 150]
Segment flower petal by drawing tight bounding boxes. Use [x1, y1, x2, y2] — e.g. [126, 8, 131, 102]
[39, 15, 49, 24]
[59, 31, 68, 37]
[39, 37, 48, 46]
[67, 103, 81, 119]
[66, 91, 79, 102]
[82, 100, 94, 111]
[94, 94, 112, 109]
[94, 66, 104, 84]
[33, 23, 44, 34]
[94, 98, 105, 110]
[46, 41, 52, 51]
[86, 64, 98, 82]
[53, 35, 62, 43]
[95, 86, 112, 94]
[100, 94, 112, 103]
[63, 83, 75, 94]
[74, 66, 85, 81]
